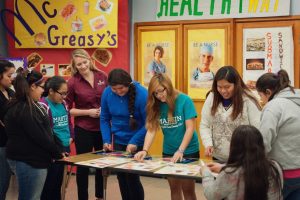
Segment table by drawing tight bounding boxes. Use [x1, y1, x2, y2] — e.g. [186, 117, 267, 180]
[58, 151, 204, 200]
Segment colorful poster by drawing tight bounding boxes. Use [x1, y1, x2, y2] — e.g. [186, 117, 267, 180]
[156, 0, 290, 21]
[75, 156, 130, 168]
[115, 160, 168, 172]
[243, 27, 294, 88]
[188, 29, 225, 99]
[154, 163, 201, 176]
[12, 0, 118, 48]
[141, 30, 176, 86]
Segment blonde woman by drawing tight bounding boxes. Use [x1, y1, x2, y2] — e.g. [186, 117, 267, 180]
[135, 73, 199, 200]
[66, 49, 107, 200]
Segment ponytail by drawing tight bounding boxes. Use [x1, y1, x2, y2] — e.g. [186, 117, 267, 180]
[256, 69, 294, 101]
[11, 69, 43, 115]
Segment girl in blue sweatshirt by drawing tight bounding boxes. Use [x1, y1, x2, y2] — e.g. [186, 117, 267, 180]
[100, 68, 147, 200]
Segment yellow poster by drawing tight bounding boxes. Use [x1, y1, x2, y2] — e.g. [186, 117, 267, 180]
[188, 29, 225, 99]
[14, 0, 118, 48]
[141, 30, 176, 86]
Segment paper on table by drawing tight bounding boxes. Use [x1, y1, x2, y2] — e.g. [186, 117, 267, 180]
[154, 163, 201, 176]
[115, 160, 168, 172]
[75, 156, 130, 168]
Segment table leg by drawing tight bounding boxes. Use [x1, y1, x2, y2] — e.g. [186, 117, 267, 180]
[102, 169, 110, 200]
[61, 165, 73, 200]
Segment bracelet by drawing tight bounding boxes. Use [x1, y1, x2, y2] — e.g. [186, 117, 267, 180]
[142, 149, 148, 155]
[177, 148, 185, 154]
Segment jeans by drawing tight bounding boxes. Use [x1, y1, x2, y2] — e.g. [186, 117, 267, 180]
[75, 126, 103, 200]
[114, 143, 144, 200]
[283, 177, 300, 200]
[0, 147, 11, 200]
[41, 146, 70, 200]
[7, 159, 47, 200]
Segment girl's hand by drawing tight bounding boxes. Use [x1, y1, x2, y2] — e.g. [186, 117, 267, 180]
[69, 138, 73, 145]
[61, 152, 70, 161]
[205, 146, 214, 157]
[126, 144, 137, 154]
[89, 108, 100, 118]
[134, 151, 147, 161]
[171, 151, 183, 163]
[206, 162, 224, 173]
[103, 143, 112, 151]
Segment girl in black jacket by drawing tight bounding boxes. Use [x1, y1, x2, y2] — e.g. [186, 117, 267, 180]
[4, 69, 64, 200]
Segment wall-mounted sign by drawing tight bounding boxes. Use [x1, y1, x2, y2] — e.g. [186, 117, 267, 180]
[156, 0, 290, 21]
[3, 0, 118, 48]
[243, 26, 294, 88]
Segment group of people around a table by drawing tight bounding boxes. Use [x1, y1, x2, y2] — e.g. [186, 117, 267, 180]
[0, 48, 300, 200]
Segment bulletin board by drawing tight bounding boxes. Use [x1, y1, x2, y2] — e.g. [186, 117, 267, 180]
[234, 16, 300, 89]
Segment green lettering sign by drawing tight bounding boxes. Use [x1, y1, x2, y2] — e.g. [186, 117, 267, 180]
[222, 0, 231, 14]
[239, 0, 243, 13]
[194, 0, 203, 16]
[210, 0, 215, 15]
[170, 0, 179, 16]
[180, 0, 192, 16]
[157, 0, 169, 18]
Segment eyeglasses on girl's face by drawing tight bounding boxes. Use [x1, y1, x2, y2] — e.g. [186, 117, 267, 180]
[55, 90, 68, 97]
[37, 85, 45, 90]
[153, 88, 166, 97]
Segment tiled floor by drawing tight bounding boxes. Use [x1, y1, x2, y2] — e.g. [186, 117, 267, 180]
[6, 174, 207, 200]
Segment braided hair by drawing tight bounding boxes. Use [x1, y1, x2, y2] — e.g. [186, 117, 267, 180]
[108, 68, 137, 130]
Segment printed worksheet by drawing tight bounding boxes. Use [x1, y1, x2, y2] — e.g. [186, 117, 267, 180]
[75, 156, 131, 168]
[154, 163, 201, 176]
[115, 160, 168, 172]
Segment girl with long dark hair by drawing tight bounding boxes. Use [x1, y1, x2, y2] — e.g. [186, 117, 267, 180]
[100, 68, 147, 200]
[200, 66, 261, 163]
[4, 70, 64, 200]
[202, 125, 283, 200]
[0, 60, 15, 200]
[256, 70, 300, 200]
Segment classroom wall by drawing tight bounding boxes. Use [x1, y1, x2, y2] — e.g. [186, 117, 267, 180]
[130, 0, 300, 72]
[130, 0, 300, 156]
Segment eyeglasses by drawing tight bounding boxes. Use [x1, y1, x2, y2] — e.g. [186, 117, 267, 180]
[153, 88, 166, 97]
[55, 90, 68, 97]
[38, 85, 45, 89]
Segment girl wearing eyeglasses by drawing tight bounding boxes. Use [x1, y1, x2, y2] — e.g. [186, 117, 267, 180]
[135, 73, 199, 200]
[39, 76, 74, 200]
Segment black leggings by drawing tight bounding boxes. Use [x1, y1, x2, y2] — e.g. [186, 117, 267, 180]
[114, 143, 144, 200]
[74, 126, 103, 200]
